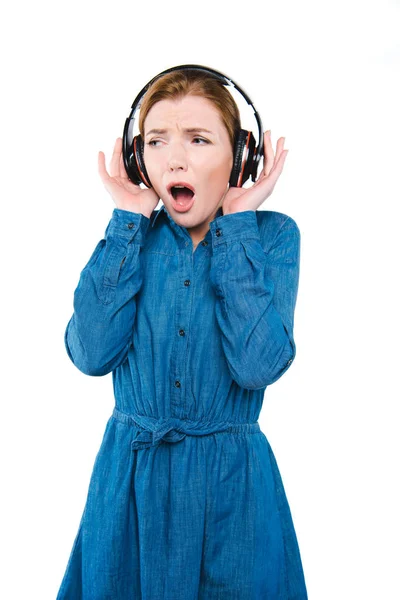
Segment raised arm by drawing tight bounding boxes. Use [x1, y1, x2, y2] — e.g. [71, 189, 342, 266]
[64, 208, 150, 376]
[209, 210, 300, 390]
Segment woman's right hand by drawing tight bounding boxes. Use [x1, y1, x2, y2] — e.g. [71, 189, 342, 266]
[98, 137, 159, 218]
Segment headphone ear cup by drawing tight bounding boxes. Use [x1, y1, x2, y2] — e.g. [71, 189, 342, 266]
[132, 135, 152, 188]
[122, 131, 153, 187]
[229, 129, 257, 188]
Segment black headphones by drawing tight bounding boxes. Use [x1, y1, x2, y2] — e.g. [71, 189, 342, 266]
[122, 64, 264, 189]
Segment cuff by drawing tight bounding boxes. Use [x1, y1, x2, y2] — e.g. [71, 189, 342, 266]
[208, 210, 260, 248]
[105, 208, 151, 245]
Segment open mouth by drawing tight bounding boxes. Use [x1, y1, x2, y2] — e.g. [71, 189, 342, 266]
[170, 185, 195, 204]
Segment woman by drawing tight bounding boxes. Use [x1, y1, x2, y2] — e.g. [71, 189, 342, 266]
[56, 67, 308, 599]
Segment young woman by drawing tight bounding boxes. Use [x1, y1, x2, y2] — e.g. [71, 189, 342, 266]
[56, 67, 308, 599]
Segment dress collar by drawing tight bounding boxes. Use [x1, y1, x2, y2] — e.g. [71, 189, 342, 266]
[151, 204, 223, 229]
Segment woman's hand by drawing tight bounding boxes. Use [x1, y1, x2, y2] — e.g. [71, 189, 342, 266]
[98, 137, 159, 218]
[222, 130, 289, 215]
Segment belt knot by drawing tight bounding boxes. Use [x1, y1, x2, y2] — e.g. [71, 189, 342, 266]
[111, 408, 260, 452]
[131, 416, 188, 450]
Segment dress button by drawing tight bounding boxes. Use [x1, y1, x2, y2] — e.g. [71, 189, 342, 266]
[201, 240, 208, 246]
[215, 229, 222, 237]
[179, 329, 185, 336]
[184, 280, 191, 286]
[127, 223, 135, 229]
[175, 380, 181, 388]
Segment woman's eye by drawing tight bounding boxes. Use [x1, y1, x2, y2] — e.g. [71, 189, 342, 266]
[147, 137, 209, 147]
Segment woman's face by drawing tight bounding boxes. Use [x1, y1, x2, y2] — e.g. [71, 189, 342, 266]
[143, 95, 233, 237]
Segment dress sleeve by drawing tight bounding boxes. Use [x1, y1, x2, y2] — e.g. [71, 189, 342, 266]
[64, 208, 150, 376]
[209, 210, 300, 390]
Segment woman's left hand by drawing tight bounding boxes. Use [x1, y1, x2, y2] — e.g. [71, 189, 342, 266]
[222, 130, 289, 215]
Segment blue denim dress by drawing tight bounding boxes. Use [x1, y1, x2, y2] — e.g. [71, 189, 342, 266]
[56, 205, 308, 599]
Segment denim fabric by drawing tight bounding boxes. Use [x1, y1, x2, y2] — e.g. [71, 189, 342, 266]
[56, 205, 308, 599]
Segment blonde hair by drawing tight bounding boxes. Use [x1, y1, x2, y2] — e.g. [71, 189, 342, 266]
[138, 68, 241, 153]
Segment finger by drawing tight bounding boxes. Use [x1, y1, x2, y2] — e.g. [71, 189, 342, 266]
[269, 149, 289, 185]
[119, 150, 129, 180]
[265, 135, 286, 176]
[253, 169, 267, 188]
[263, 130, 274, 178]
[109, 137, 123, 178]
[271, 138, 287, 174]
[98, 150, 111, 184]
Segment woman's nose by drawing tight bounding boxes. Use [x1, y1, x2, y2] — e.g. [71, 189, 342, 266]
[167, 145, 188, 171]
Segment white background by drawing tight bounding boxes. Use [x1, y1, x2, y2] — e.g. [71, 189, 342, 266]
[1, 0, 399, 598]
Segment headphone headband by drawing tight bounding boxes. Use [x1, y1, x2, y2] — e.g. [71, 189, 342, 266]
[123, 64, 264, 188]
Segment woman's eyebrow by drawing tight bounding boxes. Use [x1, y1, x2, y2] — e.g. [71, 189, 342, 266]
[145, 127, 214, 137]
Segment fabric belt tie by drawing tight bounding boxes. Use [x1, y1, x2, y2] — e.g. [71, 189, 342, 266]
[112, 407, 260, 452]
